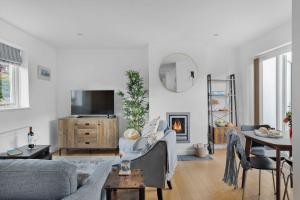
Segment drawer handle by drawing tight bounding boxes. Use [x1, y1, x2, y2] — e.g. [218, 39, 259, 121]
[85, 123, 90, 126]
[85, 132, 90, 135]
[85, 142, 90, 144]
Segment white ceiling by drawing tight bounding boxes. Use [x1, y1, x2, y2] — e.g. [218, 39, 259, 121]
[0, 0, 292, 48]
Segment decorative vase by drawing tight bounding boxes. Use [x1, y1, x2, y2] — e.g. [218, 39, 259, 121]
[289, 127, 292, 139]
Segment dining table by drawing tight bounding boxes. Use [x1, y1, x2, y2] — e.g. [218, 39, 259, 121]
[241, 130, 292, 200]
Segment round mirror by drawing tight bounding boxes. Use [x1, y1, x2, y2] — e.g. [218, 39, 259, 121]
[159, 53, 198, 93]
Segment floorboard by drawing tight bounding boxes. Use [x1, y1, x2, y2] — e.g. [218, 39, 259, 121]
[53, 149, 293, 200]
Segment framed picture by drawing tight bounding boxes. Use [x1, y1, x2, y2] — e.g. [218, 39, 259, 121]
[37, 65, 51, 81]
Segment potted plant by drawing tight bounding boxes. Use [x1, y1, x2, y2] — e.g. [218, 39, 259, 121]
[117, 70, 149, 133]
[283, 111, 292, 138]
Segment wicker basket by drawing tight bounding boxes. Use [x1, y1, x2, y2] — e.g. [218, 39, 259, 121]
[194, 143, 208, 158]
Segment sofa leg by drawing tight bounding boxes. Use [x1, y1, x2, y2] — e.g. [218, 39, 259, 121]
[157, 188, 163, 200]
[167, 180, 172, 189]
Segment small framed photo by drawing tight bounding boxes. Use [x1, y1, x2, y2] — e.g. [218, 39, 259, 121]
[37, 65, 51, 81]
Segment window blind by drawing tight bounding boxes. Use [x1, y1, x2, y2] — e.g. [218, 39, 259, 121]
[0, 42, 22, 65]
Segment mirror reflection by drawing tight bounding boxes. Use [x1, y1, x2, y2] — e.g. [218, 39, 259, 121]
[159, 53, 198, 92]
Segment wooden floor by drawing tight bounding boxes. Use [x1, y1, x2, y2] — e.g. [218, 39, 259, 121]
[54, 149, 293, 200]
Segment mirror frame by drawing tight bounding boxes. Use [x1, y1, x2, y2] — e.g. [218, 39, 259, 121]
[159, 53, 198, 93]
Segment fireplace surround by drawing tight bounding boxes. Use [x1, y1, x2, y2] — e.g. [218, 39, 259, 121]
[167, 112, 190, 143]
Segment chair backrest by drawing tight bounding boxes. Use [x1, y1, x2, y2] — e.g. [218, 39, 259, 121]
[240, 124, 271, 147]
[240, 124, 271, 131]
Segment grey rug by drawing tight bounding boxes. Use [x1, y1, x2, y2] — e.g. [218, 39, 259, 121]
[177, 155, 213, 161]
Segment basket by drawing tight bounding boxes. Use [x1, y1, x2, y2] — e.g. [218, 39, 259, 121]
[193, 143, 208, 158]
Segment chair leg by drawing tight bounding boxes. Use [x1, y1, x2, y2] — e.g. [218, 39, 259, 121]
[283, 174, 291, 200]
[272, 170, 276, 194]
[258, 169, 261, 196]
[167, 180, 172, 190]
[290, 166, 293, 188]
[242, 171, 247, 200]
[157, 188, 163, 200]
[235, 161, 241, 189]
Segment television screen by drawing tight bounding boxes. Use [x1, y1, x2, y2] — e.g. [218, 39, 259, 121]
[71, 90, 114, 115]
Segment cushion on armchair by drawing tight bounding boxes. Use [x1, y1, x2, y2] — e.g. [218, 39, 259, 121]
[141, 116, 160, 137]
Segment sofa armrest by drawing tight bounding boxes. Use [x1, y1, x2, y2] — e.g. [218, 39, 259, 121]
[62, 160, 112, 200]
[119, 137, 138, 154]
[130, 141, 167, 188]
[0, 160, 77, 200]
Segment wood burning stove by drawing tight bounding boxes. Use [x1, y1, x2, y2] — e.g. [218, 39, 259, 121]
[167, 112, 190, 143]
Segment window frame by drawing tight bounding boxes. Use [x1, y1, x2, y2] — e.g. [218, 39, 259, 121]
[0, 61, 19, 109]
[258, 45, 292, 130]
[0, 40, 30, 111]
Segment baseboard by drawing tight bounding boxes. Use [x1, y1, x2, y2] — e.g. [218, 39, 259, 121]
[177, 149, 195, 155]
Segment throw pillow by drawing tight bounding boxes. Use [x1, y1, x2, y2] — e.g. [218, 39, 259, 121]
[133, 137, 150, 152]
[77, 173, 90, 188]
[124, 128, 140, 140]
[147, 131, 165, 145]
[141, 116, 160, 137]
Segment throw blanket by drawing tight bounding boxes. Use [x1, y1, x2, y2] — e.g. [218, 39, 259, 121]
[223, 128, 251, 187]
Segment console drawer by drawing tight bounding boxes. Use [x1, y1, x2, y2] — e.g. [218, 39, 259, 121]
[76, 119, 100, 129]
[76, 137, 98, 147]
[77, 129, 97, 138]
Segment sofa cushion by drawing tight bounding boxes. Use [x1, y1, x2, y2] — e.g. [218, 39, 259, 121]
[157, 120, 168, 132]
[77, 173, 90, 188]
[141, 116, 160, 137]
[133, 137, 151, 152]
[0, 159, 77, 200]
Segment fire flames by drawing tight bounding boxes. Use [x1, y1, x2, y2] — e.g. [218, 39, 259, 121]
[172, 119, 183, 132]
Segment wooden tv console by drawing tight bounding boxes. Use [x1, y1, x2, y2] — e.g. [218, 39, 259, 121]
[58, 116, 119, 154]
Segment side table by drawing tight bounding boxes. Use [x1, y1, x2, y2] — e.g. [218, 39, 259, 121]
[104, 169, 145, 200]
[0, 145, 52, 160]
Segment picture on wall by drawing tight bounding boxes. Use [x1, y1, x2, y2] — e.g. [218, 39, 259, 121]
[37, 65, 51, 81]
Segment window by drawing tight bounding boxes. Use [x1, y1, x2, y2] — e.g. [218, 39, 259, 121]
[259, 47, 292, 131]
[0, 42, 29, 110]
[0, 62, 17, 107]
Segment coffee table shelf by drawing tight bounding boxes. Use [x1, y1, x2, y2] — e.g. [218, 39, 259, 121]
[104, 169, 145, 200]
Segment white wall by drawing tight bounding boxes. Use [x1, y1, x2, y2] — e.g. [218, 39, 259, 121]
[0, 20, 57, 152]
[56, 47, 148, 135]
[149, 41, 237, 154]
[292, 0, 300, 196]
[236, 21, 292, 125]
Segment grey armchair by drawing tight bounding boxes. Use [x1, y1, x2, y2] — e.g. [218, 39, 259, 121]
[119, 121, 177, 200]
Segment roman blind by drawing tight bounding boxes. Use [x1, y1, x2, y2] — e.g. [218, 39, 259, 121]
[0, 42, 22, 65]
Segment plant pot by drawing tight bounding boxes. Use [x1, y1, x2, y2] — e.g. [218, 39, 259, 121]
[289, 127, 292, 139]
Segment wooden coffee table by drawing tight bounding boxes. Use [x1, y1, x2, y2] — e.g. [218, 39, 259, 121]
[104, 169, 145, 200]
[0, 145, 51, 160]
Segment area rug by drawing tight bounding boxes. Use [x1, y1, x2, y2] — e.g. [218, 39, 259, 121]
[53, 156, 120, 174]
[177, 155, 213, 161]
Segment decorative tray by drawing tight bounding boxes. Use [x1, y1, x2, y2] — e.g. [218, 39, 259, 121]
[254, 129, 284, 138]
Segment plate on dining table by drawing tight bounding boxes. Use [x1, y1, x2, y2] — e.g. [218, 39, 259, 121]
[254, 129, 284, 138]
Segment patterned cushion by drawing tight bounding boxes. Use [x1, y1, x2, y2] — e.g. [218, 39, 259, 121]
[141, 116, 160, 137]
[147, 131, 165, 145]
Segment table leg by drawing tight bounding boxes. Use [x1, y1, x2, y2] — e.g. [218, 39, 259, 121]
[242, 138, 251, 188]
[276, 149, 281, 200]
[139, 187, 145, 200]
[106, 188, 112, 200]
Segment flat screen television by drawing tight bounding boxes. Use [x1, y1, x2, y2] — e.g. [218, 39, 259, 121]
[71, 90, 114, 116]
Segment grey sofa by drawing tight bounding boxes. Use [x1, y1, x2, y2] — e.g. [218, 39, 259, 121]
[0, 159, 112, 200]
[119, 120, 177, 200]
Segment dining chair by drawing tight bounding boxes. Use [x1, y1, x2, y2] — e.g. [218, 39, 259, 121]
[281, 157, 293, 200]
[240, 125, 272, 157]
[232, 132, 276, 199]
